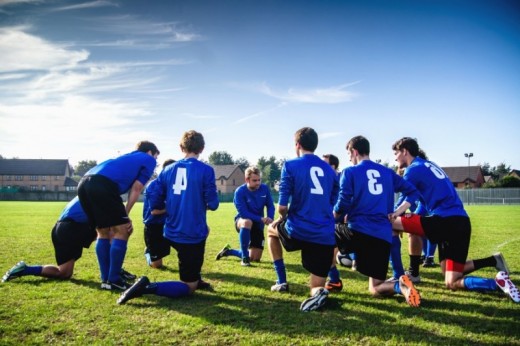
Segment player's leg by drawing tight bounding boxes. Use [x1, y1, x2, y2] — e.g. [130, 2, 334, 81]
[248, 222, 265, 262]
[300, 242, 333, 312]
[406, 234, 423, 283]
[268, 220, 288, 292]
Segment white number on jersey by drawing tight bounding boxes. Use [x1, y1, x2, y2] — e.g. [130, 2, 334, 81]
[366, 169, 383, 195]
[424, 162, 446, 179]
[310, 166, 324, 195]
[172, 167, 187, 195]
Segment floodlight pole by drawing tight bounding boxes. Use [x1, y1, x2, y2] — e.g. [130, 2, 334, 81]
[464, 153, 473, 188]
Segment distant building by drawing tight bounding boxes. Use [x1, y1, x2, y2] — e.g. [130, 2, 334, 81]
[442, 166, 485, 188]
[0, 159, 76, 192]
[508, 169, 520, 179]
[211, 164, 244, 194]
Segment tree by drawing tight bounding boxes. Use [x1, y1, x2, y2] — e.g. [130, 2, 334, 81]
[257, 155, 282, 188]
[480, 162, 492, 177]
[490, 162, 510, 181]
[74, 160, 97, 177]
[234, 157, 250, 171]
[499, 176, 520, 188]
[208, 151, 234, 165]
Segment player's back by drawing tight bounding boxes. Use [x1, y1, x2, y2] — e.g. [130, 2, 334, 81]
[279, 154, 337, 245]
[406, 157, 467, 217]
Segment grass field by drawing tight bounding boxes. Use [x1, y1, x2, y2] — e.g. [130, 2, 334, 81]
[0, 202, 519, 345]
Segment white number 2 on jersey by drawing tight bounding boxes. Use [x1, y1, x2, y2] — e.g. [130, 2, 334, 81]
[310, 167, 324, 195]
[366, 169, 383, 195]
[172, 167, 187, 195]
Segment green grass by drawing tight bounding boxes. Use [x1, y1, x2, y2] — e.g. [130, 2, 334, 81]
[0, 202, 519, 345]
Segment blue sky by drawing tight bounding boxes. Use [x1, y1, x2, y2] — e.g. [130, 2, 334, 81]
[1, 0, 519, 170]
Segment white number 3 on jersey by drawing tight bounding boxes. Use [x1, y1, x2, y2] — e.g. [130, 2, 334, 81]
[172, 167, 188, 195]
[366, 169, 383, 195]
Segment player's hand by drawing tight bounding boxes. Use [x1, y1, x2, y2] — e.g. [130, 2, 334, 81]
[263, 217, 273, 225]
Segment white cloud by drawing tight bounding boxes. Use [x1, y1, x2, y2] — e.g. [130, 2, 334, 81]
[0, 27, 89, 72]
[320, 132, 343, 139]
[0, 0, 42, 7]
[233, 102, 287, 124]
[258, 82, 360, 104]
[50, 0, 118, 12]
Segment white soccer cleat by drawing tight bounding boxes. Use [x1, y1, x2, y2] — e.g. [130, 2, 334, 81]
[495, 271, 519, 303]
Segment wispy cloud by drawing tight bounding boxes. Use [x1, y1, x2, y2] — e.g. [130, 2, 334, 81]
[233, 102, 287, 125]
[0, 0, 42, 7]
[320, 132, 343, 139]
[50, 0, 118, 12]
[258, 82, 360, 104]
[88, 14, 203, 43]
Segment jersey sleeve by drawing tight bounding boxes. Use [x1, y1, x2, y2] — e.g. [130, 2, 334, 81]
[204, 165, 219, 211]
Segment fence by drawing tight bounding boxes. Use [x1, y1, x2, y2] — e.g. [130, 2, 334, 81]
[1, 189, 518, 205]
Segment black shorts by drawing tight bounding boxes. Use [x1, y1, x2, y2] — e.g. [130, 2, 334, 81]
[78, 175, 129, 228]
[52, 220, 97, 265]
[275, 220, 334, 278]
[421, 215, 471, 265]
[169, 239, 206, 283]
[144, 223, 170, 261]
[336, 227, 390, 281]
[235, 217, 265, 249]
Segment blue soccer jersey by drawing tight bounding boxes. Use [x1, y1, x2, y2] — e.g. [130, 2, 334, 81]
[150, 157, 219, 244]
[278, 154, 338, 245]
[86, 150, 156, 194]
[58, 196, 88, 223]
[142, 179, 166, 225]
[334, 160, 419, 243]
[234, 183, 275, 222]
[404, 157, 467, 217]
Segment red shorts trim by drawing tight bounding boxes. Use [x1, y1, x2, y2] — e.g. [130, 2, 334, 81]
[400, 214, 425, 237]
[445, 259, 465, 273]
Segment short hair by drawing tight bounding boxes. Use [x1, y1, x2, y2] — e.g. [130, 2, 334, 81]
[295, 127, 318, 152]
[347, 136, 370, 156]
[162, 159, 175, 169]
[136, 141, 159, 155]
[245, 166, 261, 179]
[180, 130, 205, 154]
[392, 137, 420, 157]
[323, 154, 339, 170]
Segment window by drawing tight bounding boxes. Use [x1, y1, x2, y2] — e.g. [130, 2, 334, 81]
[30, 175, 38, 181]
[41, 176, 47, 181]
[221, 179, 224, 185]
[65, 186, 76, 191]
[41, 185, 47, 191]
[55, 176, 60, 180]
[15, 176, 23, 181]
[5, 176, 11, 181]
[30, 185, 38, 191]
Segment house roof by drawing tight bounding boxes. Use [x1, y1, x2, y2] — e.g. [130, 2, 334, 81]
[64, 177, 78, 186]
[509, 169, 520, 177]
[211, 164, 243, 180]
[441, 166, 481, 183]
[0, 159, 71, 175]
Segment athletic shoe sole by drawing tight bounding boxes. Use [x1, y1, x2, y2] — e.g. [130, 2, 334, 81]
[494, 253, 510, 274]
[399, 275, 421, 307]
[215, 244, 231, 260]
[300, 288, 329, 312]
[117, 276, 150, 305]
[271, 282, 289, 292]
[495, 271, 519, 303]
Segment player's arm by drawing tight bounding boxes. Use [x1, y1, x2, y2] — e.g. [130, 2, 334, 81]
[126, 180, 145, 215]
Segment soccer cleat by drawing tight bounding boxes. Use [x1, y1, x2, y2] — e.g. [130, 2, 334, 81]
[493, 253, 510, 274]
[241, 257, 251, 267]
[405, 270, 421, 284]
[117, 276, 150, 305]
[422, 257, 436, 268]
[144, 252, 152, 266]
[2, 261, 27, 282]
[271, 282, 289, 292]
[495, 271, 519, 303]
[300, 287, 329, 312]
[197, 279, 211, 290]
[104, 279, 132, 291]
[215, 244, 231, 260]
[120, 268, 137, 282]
[399, 275, 421, 307]
[325, 279, 343, 292]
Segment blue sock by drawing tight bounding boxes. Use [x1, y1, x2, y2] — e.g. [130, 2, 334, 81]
[273, 259, 287, 284]
[108, 239, 127, 283]
[239, 228, 251, 259]
[394, 281, 402, 295]
[390, 235, 405, 278]
[464, 276, 497, 291]
[227, 249, 241, 258]
[328, 266, 340, 283]
[427, 241, 437, 258]
[24, 265, 43, 276]
[152, 281, 190, 298]
[350, 253, 356, 260]
[96, 238, 111, 282]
